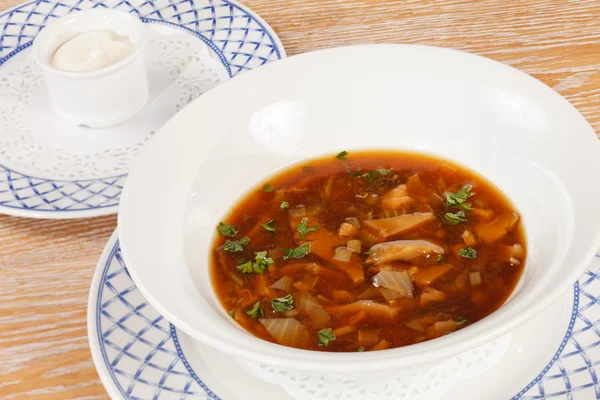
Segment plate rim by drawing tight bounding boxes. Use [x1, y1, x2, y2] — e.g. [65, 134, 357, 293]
[88, 229, 584, 399]
[0, 0, 286, 219]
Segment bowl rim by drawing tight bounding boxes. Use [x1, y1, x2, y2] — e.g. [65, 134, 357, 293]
[118, 43, 600, 372]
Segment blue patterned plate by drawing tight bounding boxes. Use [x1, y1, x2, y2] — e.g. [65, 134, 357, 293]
[88, 230, 600, 399]
[0, 0, 284, 219]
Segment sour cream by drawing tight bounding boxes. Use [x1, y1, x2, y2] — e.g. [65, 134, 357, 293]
[50, 30, 135, 72]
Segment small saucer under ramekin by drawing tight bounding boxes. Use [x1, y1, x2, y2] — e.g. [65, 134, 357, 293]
[0, 0, 284, 219]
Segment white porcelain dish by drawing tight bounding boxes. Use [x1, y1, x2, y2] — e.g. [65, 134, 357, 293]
[118, 45, 600, 375]
[32, 8, 149, 128]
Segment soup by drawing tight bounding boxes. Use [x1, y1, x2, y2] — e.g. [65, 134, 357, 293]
[210, 151, 526, 352]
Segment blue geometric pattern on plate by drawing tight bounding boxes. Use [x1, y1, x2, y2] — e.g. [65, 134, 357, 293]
[94, 238, 600, 399]
[511, 266, 600, 400]
[0, 0, 283, 216]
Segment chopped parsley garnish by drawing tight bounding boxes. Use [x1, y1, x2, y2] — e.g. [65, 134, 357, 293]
[246, 301, 263, 319]
[237, 251, 274, 274]
[456, 318, 468, 326]
[444, 210, 466, 225]
[347, 168, 363, 178]
[358, 346, 365, 352]
[253, 251, 274, 274]
[280, 201, 290, 210]
[445, 185, 473, 208]
[243, 215, 250, 220]
[282, 243, 311, 259]
[263, 183, 274, 192]
[261, 219, 277, 233]
[297, 217, 320, 239]
[223, 237, 250, 252]
[336, 150, 348, 161]
[458, 247, 477, 259]
[458, 202, 472, 211]
[362, 169, 391, 181]
[228, 309, 235, 317]
[236, 260, 254, 274]
[436, 255, 444, 263]
[271, 294, 294, 312]
[317, 328, 336, 347]
[217, 222, 238, 237]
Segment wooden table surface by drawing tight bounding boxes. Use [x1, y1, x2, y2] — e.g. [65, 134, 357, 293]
[1, 0, 599, 398]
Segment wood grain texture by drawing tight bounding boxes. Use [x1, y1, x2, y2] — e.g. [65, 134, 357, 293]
[1, 0, 599, 398]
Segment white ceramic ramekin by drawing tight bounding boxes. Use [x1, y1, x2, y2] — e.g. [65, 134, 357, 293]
[32, 8, 149, 128]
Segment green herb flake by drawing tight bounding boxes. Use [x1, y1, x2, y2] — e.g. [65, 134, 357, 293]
[282, 243, 311, 260]
[297, 217, 320, 239]
[217, 222, 238, 237]
[362, 169, 392, 182]
[459, 202, 472, 211]
[358, 346, 365, 352]
[223, 237, 250, 252]
[347, 168, 363, 178]
[261, 219, 277, 233]
[444, 210, 467, 225]
[280, 201, 290, 210]
[436, 255, 444, 263]
[444, 185, 473, 207]
[263, 183, 275, 192]
[236, 260, 254, 274]
[235, 251, 274, 274]
[336, 150, 349, 161]
[253, 251, 274, 274]
[317, 328, 336, 347]
[243, 215, 250, 220]
[246, 301, 263, 319]
[458, 247, 477, 259]
[362, 171, 376, 181]
[271, 294, 294, 312]
[228, 309, 235, 317]
[456, 318, 468, 326]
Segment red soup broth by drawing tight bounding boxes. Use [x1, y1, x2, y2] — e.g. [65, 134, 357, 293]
[209, 151, 526, 352]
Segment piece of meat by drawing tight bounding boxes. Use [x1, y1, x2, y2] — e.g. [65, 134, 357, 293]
[419, 287, 447, 306]
[475, 211, 520, 244]
[366, 240, 444, 265]
[381, 184, 415, 210]
[326, 300, 401, 321]
[412, 264, 453, 286]
[363, 213, 436, 241]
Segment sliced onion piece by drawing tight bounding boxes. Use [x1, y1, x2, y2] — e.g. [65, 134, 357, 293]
[345, 217, 361, 228]
[372, 270, 413, 298]
[469, 271, 482, 286]
[347, 239, 362, 253]
[379, 287, 403, 303]
[270, 276, 293, 292]
[370, 339, 391, 351]
[295, 292, 331, 328]
[260, 318, 310, 348]
[228, 272, 244, 286]
[333, 246, 353, 262]
[289, 206, 307, 217]
[358, 329, 380, 347]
